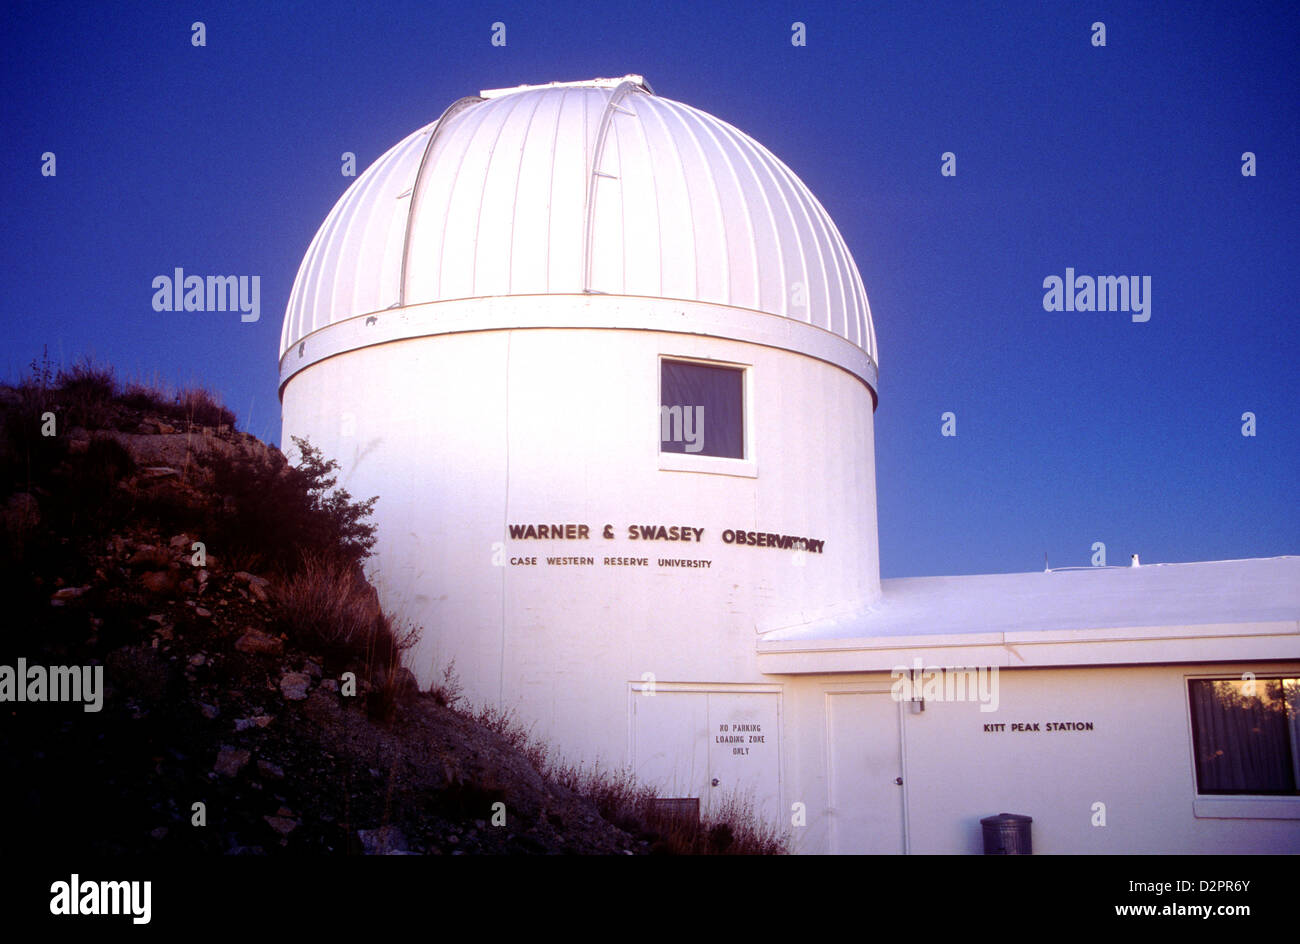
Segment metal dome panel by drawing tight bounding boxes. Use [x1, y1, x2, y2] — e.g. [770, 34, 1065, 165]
[281, 76, 878, 388]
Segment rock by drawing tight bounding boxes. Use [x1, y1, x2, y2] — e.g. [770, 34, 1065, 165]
[65, 427, 91, 454]
[320, 678, 338, 692]
[139, 568, 181, 596]
[233, 571, 271, 602]
[304, 660, 322, 679]
[234, 715, 273, 731]
[256, 759, 285, 779]
[139, 466, 181, 480]
[195, 606, 211, 618]
[214, 747, 250, 778]
[128, 547, 172, 570]
[50, 585, 89, 605]
[358, 826, 409, 855]
[279, 672, 310, 701]
[189, 653, 206, 666]
[199, 702, 220, 719]
[264, 815, 298, 837]
[150, 827, 168, 841]
[235, 628, 283, 656]
[168, 534, 190, 550]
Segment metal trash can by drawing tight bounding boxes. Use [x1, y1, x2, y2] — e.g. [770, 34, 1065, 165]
[980, 813, 1032, 854]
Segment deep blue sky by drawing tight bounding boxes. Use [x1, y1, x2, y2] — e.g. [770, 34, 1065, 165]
[3, 1, 1296, 578]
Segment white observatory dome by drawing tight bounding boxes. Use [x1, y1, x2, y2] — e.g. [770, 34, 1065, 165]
[279, 76, 888, 781]
[279, 75, 878, 397]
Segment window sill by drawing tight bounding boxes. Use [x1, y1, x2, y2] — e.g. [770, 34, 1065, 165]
[1192, 796, 1300, 820]
[659, 452, 758, 478]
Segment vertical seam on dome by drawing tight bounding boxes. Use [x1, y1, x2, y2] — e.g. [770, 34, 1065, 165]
[505, 91, 548, 295]
[641, 98, 697, 300]
[665, 101, 757, 311]
[584, 80, 648, 293]
[334, 134, 412, 321]
[544, 88, 568, 293]
[284, 216, 333, 357]
[400, 97, 484, 307]
[735, 128, 825, 331]
[612, 99, 638, 293]
[432, 99, 501, 301]
[472, 90, 533, 297]
[695, 110, 786, 318]
[302, 185, 355, 340]
[657, 100, 722, 303]
[830, 220, 869, 354]
[791, 177, 853, 345]
[633, 98, 662, 295]
[796, 174, 869, 355]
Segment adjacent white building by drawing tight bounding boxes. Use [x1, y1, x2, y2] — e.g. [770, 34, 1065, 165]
[280, 76, 1300, 854]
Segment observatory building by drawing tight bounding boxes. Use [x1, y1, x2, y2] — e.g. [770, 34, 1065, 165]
[280, 76, 1300, 853]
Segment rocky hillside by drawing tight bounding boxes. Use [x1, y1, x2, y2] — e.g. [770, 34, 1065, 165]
[0, 361, 664, 855]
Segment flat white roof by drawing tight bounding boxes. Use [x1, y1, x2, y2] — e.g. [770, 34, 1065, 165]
[758, 557, 1300, 672]
[768, 556, 1300, 641]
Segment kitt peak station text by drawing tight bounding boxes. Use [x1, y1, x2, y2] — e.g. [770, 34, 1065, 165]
[506, 522, 825, 554]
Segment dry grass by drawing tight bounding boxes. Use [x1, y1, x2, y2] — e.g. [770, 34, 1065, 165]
[173, 386, 236, 429]
[271, 551, 381, 658]
[54, 356, 118, 428]
[449, 685, 790, 854]
[113, 368, 237, 430]
[428, 659, 464, 710]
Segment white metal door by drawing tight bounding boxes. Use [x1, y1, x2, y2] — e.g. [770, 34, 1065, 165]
[632, 689, 781, 823]
[705, 692, 780, 822]
[827, 692, 905, 853]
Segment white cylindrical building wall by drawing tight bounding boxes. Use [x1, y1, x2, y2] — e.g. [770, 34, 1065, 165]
[281, 298, 880, 767]
[280, 75, 882, 794]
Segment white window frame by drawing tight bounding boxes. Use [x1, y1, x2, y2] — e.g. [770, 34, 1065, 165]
[1184, 671, 1300, 820]
[657, 354, 757, 478]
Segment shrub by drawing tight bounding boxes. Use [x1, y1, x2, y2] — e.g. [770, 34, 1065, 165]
[272, 551, 378, 658]
[119, 379, 174, 415]
[200, 436, 377, 574]
[429, 659, 464, 710]
[173, 386, 237, 429]
[55, 356, 118, 429]
[2, 348, 67, 494]
[49, 435, 136, 533]
[272, 554, 420, 725]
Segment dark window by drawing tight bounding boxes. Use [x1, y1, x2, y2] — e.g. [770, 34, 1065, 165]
[1188, 678, 1300, 795]
[660, 359, 744, 459]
